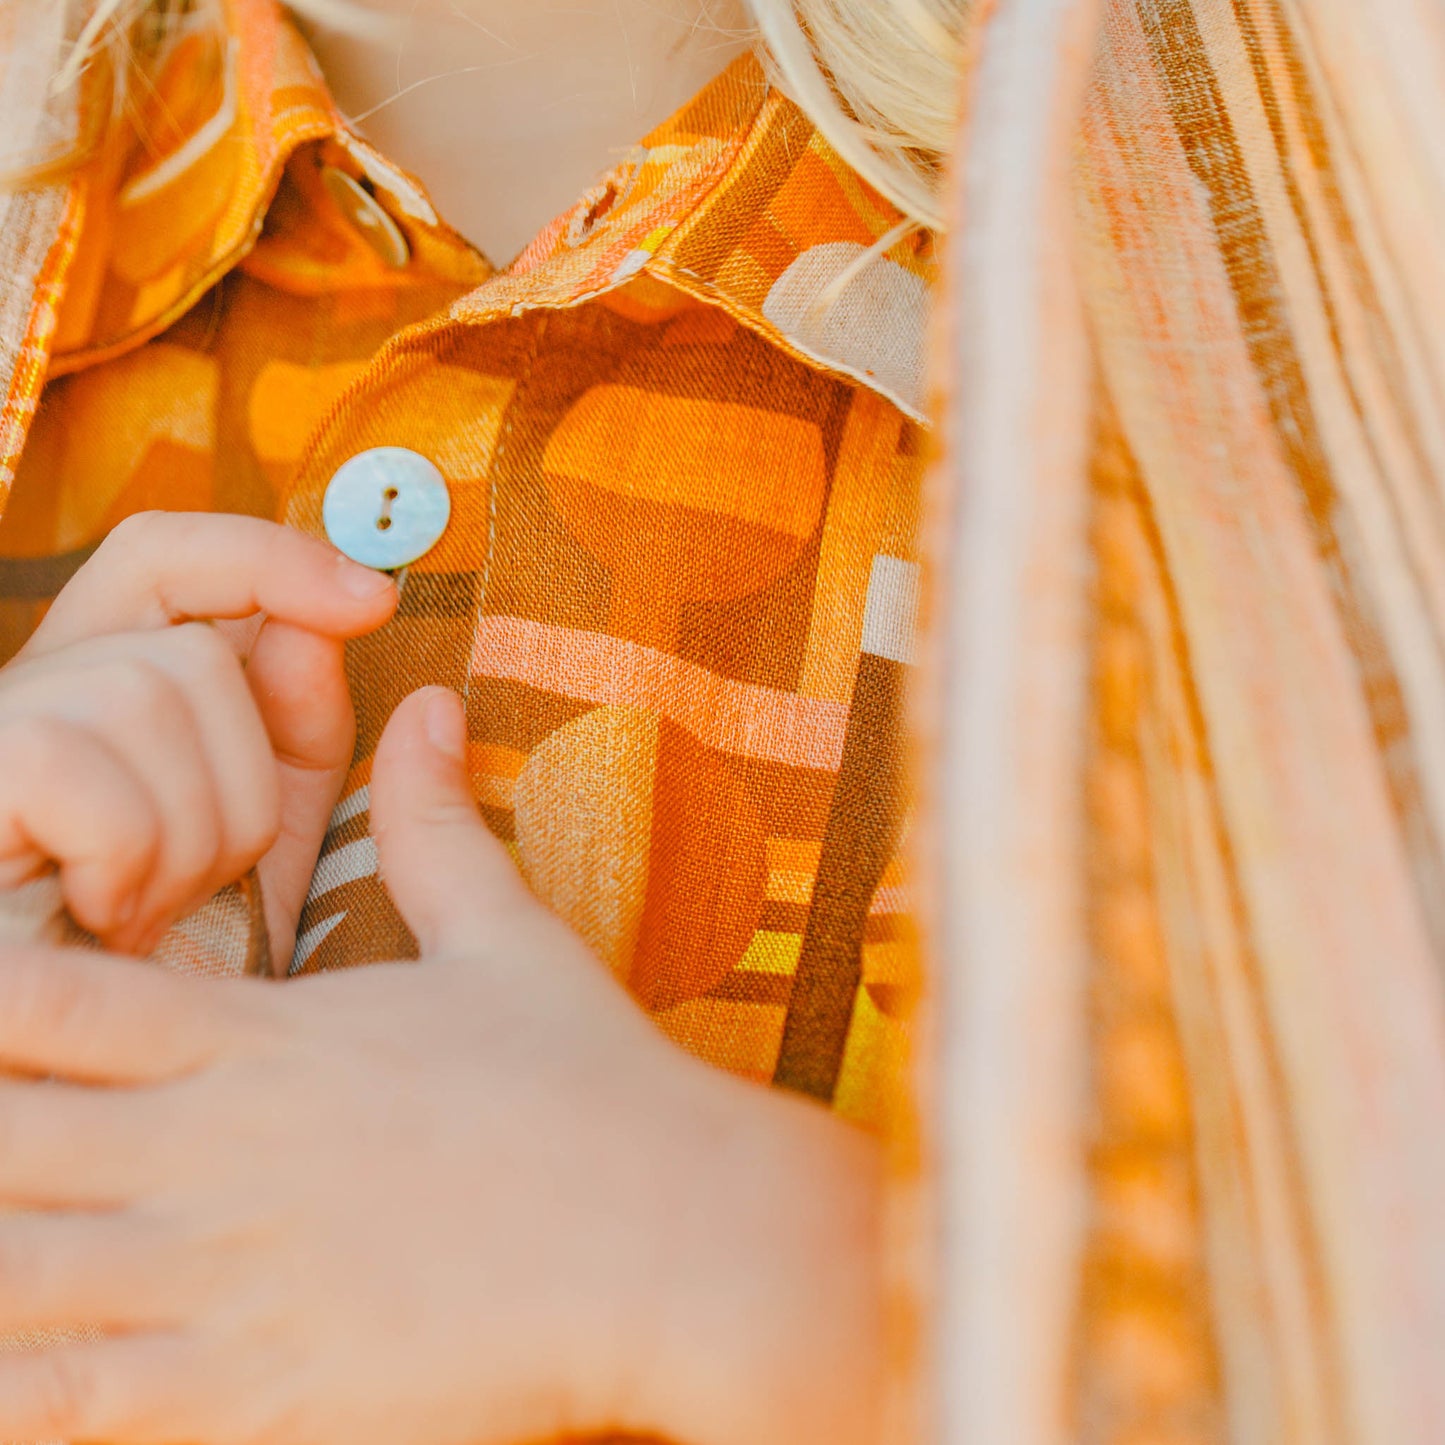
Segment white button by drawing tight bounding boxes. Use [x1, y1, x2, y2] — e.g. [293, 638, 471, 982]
[320, 165, 410, 269]
[323, 448, 450, 570]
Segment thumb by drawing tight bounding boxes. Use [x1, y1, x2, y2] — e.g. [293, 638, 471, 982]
[370, 687, 536, 956]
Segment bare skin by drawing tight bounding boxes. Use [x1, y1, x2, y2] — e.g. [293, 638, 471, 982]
[0, 519, 884, 1444]
[0, 686, 883, 1445]
[307, 0, 751, 260]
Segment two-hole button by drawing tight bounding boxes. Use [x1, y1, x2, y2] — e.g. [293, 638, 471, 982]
[322, 447, 451, 570]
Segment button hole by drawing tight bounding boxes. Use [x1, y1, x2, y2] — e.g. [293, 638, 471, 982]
[376, 484, 400, 533]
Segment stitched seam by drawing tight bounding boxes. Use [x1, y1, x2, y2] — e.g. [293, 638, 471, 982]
[461, 310, 550, 715]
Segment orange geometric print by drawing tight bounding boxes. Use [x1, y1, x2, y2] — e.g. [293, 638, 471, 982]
[0, 2, 931, 1130]
[544, 388, 827, 648]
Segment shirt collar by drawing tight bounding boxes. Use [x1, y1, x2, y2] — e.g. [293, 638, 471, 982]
[57, 0, 935, 419]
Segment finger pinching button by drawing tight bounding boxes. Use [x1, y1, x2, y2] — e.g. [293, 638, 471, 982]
[323, 447, 451, 570]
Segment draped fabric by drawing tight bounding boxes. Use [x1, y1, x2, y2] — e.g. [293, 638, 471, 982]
[916, 1, 1445, 1441]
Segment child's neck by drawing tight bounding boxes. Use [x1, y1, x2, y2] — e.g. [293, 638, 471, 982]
[308, 1, 752, 263]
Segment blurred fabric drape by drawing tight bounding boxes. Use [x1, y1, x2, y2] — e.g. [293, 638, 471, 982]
[911, 0, 1445, 1441]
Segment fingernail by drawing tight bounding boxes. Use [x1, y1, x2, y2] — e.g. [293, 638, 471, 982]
[339, 558, 396, 600]
[423, 688, 466, 759]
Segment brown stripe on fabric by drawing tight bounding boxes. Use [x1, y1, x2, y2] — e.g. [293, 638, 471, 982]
[395, 569, 484, 620]
[0, 543, 95, 599]
[239, 870, 274, 979]
[1265, 0, 1445, 477]
[708, 970, 793, 1007]
[294, 877, 418, 973]
[773, 651, 904, 1101]
[466, 676, 597, 755]
[323, 811, 373, 853]
[1231, 0, 1445, 657]
[759, 899, 810, 934]
[1140, 0, 1445, 963]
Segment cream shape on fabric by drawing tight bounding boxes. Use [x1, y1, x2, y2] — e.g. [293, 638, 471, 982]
[762, 241, 929, 416]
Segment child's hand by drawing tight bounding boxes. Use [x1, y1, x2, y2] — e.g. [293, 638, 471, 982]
[0, 512, 396, 957]
[0, 688, 884, 1445]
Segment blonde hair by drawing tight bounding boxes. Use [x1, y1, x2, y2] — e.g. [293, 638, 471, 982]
[38, 0, 963, 227]
[749, 0, 962, 228]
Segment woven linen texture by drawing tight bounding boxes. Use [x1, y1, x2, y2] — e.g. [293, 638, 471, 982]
[0, 1, 929, 1131]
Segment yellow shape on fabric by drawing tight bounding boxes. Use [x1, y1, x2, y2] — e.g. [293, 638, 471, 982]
[128, 262, 188, 327]
[4, 344, 219, 555]
[738, 930, 803, 977]
[834, 986, 903, 1130]
[601, 275, 694, 323]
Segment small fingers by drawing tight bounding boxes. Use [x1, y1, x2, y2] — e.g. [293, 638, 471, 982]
[78, 648, 232, 952]
[0, 1212, 195, 1334]
[0, 947, 239, 1083]
[0, 1079, 176, 1207]
[26, 511, 396, 656]
[0, 627, 285, 953]
[371, 688, 537, 957]
[0, 718, 161, 941]
[146, 623, 282, 930]
[249, 622, 356, 960]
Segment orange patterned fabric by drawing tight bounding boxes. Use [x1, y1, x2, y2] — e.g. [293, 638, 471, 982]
[0, 0, 932, 1130]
